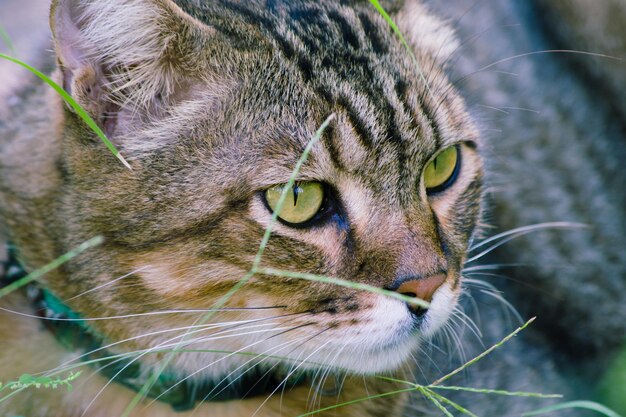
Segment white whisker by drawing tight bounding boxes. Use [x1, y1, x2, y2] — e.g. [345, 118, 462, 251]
[0, 305, 286, 323]
[252, 329, 333, 417]
[78, 319, 304, 417]
[64, 266, 149, 301]
[48, 312, 303, 377]
[466, 222, 587, 263]
[147, 323, 311, 408]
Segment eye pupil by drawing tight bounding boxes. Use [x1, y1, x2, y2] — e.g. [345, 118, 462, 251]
[292, 184, 300, 206]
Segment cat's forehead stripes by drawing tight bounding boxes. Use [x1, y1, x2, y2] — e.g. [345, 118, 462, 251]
[175, 0, 446, 155]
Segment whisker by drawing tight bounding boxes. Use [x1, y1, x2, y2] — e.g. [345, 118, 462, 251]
[443, 22, 521, 72]
[498, 106, 540, 114]
[64, 266, 148, 302]
[463, 278, 523, 324]
[469, 222, 586, 252]
[489, 70, 518, 77]
[464, 270, 558, 297]
[75, 324, 295, 384]
[466, 222, 587, 263]
[477, 104, 509, 114]
[305, 332, 347, 410]
[451, 307, 482, 341]
[259, 326, 337, 411]
[0, 305, 287, 323]
[78, 320, 304, 417]
[190, 332, 315, 413]
[426, 0, 487, 81]
[451, 49, 623, 94]
[252, 328, 333, 417]
[419, 339, 446, 378]
[48, 312, 305, 376]
[431, 21, 523, 116]
[149, 320, 313, 407]
[463, 263, 537, 271]
[474, 49, 623, 73]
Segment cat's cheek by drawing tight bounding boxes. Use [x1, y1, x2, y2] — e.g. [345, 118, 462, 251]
[136, 262, 202, 297]
[131, 257, 247, 303]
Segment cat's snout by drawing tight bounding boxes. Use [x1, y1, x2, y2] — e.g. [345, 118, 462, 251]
[391, 273, 447, 317]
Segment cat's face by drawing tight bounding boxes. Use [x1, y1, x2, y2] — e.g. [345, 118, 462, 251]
[48, 0, 482, 377]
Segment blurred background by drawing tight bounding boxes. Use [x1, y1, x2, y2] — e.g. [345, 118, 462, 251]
[0, 0, 49, 109]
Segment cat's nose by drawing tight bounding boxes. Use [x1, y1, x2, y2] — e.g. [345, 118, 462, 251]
[391, 273, 447, 317]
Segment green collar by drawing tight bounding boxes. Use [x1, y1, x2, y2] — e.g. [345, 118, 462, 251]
[1, 249, 308, 412]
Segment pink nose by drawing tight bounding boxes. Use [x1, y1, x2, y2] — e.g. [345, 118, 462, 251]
[396, 273, 447, 312]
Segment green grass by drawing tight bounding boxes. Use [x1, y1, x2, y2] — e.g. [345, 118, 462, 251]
[0, 25, 16, 56]
[0, 372, 81, 393]
[118, 112, 338, 417]
[368, 0, 433, 98]
[0, 236, 104, 299]
[522, 401, 623, 417]
[598, 347, 626, 415]
[0, 53, 130, 169]
[0, 237, 102, 401]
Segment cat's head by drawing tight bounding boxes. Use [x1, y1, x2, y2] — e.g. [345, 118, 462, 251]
[45, 0, 482, 376]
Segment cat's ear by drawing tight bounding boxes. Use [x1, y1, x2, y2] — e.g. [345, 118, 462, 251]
[394, 1, 459, 66]
[50, 0, 213, 136]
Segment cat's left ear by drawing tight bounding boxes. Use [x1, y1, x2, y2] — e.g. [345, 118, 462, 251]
[394, 1, 459, 65]
[50, 0, 214, 136]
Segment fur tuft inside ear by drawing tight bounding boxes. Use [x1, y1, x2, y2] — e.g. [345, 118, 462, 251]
[394, 1, 459, 65]
[50, 0, 213, 135]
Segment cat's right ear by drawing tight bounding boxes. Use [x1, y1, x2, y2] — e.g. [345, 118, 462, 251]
[50, 0, 214, 137]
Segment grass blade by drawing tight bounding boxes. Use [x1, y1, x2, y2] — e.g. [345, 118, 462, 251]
[375, 376, 560, 400]
[0, 25, 16, 55]
[430, 385, 561, 399]
[258, 267, 430, 309]
[420, 387, 455, 417]
[431, 317, 536, 386]
[296, 388, 415, 416]
[120, 114, 335, 417]
[0, 236, 104, 299]
[425, 388, 480, 417]
[368, 0, 433, 98]
[0, 53, 131, 169]
[522, 401, 624, 417]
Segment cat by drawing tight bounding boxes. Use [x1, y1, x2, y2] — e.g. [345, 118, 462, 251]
[0, 0, 624, 417]
[0, 0, 484, 416]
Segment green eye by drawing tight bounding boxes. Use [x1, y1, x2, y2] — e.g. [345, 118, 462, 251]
[265, 182, 324, 225]
[424, 146, 460, 193]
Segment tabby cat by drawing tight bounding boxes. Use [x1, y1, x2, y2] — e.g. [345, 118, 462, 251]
[0, 0, 483, 415]
[0, 0, 624, 417]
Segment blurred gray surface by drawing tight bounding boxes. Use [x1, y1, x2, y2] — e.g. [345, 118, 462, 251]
[0, 0, 51, 115]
